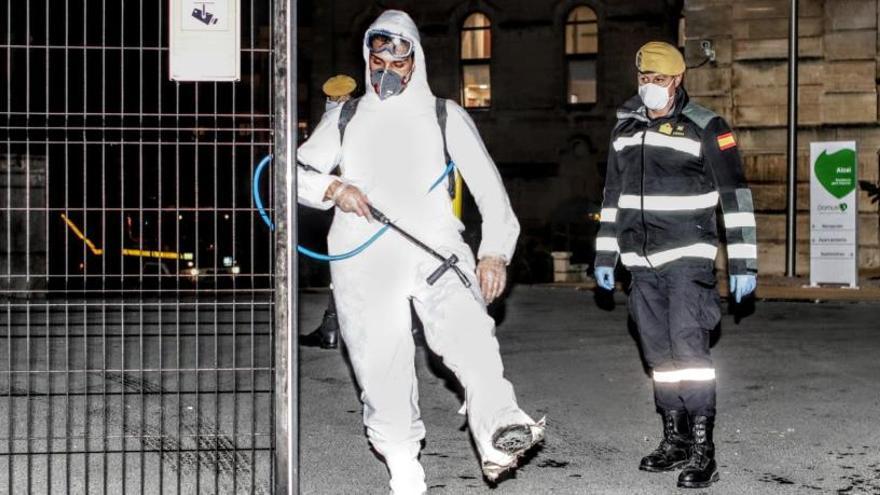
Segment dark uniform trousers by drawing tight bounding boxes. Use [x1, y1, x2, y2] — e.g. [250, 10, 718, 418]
[628, 260, 721, 417]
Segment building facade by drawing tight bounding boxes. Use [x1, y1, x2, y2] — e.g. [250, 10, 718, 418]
[682, 0, 880, 275]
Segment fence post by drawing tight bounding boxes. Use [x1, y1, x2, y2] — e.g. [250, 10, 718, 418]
[273, 0, 299, 493]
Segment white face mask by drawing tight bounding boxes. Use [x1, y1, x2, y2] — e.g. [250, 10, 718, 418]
[638, 82, 673, 111]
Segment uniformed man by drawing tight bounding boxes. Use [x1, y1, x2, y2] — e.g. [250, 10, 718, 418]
[594, 41, 757, 489]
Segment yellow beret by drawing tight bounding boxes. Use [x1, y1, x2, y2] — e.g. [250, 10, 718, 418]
[322, 75, 357, 98]
[636, 41, 685, 76]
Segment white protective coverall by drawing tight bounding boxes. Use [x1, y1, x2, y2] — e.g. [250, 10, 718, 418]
[297, 10, 536, 493]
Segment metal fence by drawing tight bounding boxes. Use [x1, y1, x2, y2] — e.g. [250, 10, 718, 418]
[0, 1, 284, 492]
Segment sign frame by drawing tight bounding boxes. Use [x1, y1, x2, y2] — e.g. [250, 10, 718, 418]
[169, 0, 242, 82]
[809, 141, 859, 288]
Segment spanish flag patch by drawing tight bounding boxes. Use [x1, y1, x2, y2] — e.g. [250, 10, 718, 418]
[717, 132, 737, 151]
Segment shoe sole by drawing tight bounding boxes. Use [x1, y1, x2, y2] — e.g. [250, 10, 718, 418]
[639, 459, 688, 472]
[677, 472, 720, 488]
[484, 420, 546, 482]
[492, 425, 536, 455]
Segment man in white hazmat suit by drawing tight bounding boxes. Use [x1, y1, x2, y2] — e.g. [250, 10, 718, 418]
[296, 9, 545, 494]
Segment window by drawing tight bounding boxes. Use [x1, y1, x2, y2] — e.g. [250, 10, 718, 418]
[461, 12, 492, 108]
[565, 6, 598, 105]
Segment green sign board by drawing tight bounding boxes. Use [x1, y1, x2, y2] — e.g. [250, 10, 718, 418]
[810, 142, 858, 288]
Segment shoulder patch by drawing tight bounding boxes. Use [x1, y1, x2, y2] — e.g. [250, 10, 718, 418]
[717, 132, 737, 151]
[682, 102, 718, 130]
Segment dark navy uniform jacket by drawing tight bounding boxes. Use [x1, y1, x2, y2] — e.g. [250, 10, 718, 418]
[595, 88, 758, 276]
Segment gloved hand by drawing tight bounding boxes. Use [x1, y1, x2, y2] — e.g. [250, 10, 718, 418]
[595, 266, 615, 291]
[729, 274, 757, 303]
[325, 181, 373, 222]
[477, 256, 507, 304]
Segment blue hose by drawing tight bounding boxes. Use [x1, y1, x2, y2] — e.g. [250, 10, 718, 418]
[253, 155, 276, 230]
[253, 154, 454, 262]
[296, 226, 390, 261]
[430, 161, 456, 192]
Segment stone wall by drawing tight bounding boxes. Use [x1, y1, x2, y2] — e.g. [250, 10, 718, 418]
[684, 0, 880, 274]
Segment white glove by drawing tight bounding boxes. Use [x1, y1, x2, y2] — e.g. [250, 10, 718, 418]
[477, 256, 507, 304]
[326, 181, 373, 222]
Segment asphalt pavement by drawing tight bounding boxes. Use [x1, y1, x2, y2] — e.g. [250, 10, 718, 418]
[2, 289, 878, 494]
[299, 286, 880, 495]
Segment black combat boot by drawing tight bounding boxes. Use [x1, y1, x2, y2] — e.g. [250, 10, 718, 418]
[677, 415, 719, 488]
[639, 410, 692, 472]
[299, 300, 339, 349]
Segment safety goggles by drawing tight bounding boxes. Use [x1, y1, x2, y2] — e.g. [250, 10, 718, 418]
[365, 29, 414, 59]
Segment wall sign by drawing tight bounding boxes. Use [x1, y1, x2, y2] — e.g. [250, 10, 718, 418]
[810, 141, 859, 288]
[169, 0, 241, 81]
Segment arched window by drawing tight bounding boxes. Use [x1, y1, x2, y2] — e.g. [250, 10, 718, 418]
[460, 12, 492, 108]
[565, 6, 598, 105]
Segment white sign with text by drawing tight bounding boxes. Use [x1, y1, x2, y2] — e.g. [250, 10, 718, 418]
[810, 141, 858, 288]
[169, 0, 240, 81]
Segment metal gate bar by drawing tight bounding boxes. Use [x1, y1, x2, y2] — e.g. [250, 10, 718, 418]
[272, 0, 296, 492]
[0, 1, 281, 493]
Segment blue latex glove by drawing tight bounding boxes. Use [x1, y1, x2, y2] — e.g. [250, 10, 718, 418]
[595, 266, 615, 291]
[729, 274, 757, 303]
